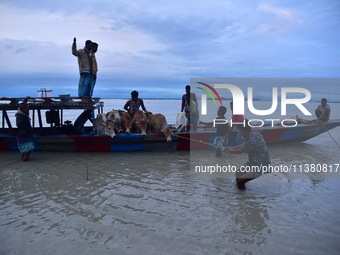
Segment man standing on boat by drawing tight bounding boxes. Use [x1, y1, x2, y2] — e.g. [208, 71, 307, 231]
[72, 38, 93, 97]
[315, 98, 331, 123]
[181, 85, 197, 113]
[89, 42, 99, 97]
[181, 85, 198, 131]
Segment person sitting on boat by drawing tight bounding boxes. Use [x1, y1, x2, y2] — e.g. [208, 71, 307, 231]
[315, 98, 330, 123]
[228, 119, 271, 190]
[74, 109, 93, 134]
[124, 90, 148, 117]
[15, 99, 35, 162]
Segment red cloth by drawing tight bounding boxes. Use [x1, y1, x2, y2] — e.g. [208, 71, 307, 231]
[231, 114, 244, 130]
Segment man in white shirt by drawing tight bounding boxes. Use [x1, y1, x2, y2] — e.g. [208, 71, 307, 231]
[315, 98, 331, 122]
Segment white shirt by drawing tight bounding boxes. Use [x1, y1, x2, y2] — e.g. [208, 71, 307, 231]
[316, 103, 330, 113]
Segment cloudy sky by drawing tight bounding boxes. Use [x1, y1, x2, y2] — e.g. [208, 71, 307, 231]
[0, 0, 339, 99]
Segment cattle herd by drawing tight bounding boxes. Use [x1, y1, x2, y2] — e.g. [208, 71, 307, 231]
[93, 110, 172, 142]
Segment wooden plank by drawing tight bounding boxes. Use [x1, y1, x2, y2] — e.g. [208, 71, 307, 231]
[2, 110, 12, 129]
[37, 109, 43, 128]
[32, 109, 35, 128]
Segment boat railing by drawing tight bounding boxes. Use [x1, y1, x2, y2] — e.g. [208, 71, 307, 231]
[0, 96, 104, 130]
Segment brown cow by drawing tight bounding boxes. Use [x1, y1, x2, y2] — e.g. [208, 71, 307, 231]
[103, 121, 116, 138]
[119, 110, 132, 134]
[132, 110, 151, 135]
[148, 113, 172, 142]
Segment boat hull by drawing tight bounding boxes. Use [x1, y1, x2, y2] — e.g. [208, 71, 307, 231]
[1, 120, 339, 152]
[0, 133, 183, 152]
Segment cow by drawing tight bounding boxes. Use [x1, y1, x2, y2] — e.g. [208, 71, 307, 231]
[148, 113, 172, 142]
[106, 110, 120, 123]
[176, 112, 188, 132]
[132, 110, 151, 136]
[103, 121, 116, 138]
[106, 110, 122, 133]
[93, 113, 116, 137]
[119, 111, 132, 134]
[93, 113, 106, 136]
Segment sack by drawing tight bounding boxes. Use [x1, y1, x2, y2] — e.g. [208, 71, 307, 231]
[187, 99, 198, 116]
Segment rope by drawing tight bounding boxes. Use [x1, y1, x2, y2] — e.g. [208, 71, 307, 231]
[171, 132, 214, 146]
[319, 120, 340, 150]
[171, 119, 340, 150]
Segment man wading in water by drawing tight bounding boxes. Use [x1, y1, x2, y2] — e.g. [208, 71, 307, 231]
[228, 120, 271, 189]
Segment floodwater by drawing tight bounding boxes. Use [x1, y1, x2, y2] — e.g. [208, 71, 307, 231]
[1, 100, 340, 254]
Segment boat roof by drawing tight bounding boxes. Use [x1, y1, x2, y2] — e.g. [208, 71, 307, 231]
[0, 96, 103, 111]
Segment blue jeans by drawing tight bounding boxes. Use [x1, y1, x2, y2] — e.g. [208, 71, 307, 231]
[89, 76, 96, 97]
[78, 72, 91, 96]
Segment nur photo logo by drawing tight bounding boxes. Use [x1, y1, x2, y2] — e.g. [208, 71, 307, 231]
[196, 82, 222, 114]
[194, 79, 312, 128]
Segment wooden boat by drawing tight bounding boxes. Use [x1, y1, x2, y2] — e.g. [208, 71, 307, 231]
[1, 97, 340, 152]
